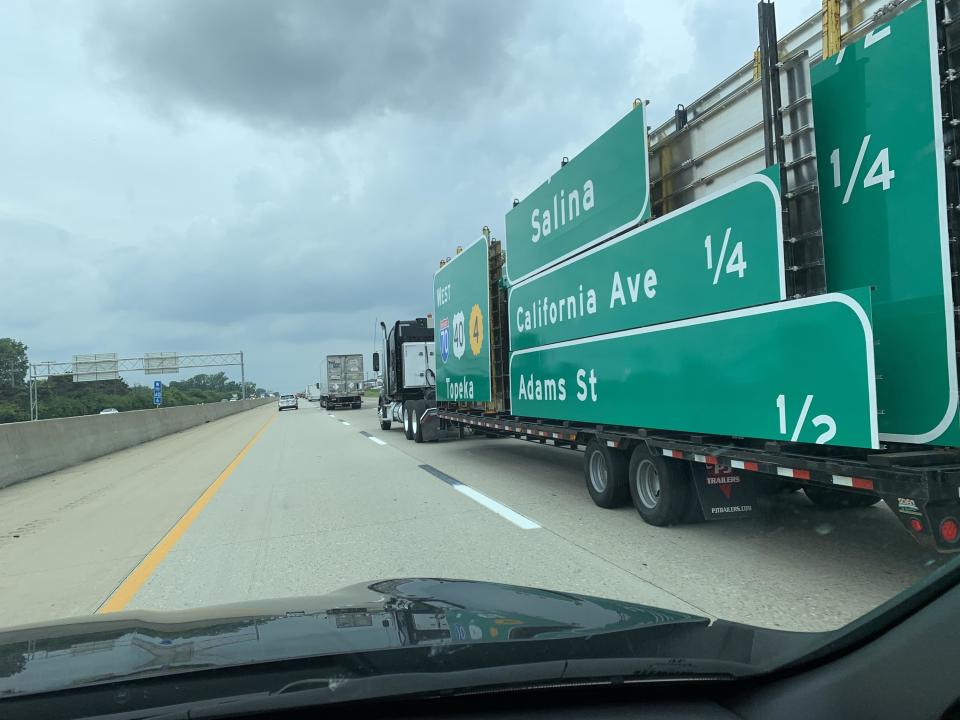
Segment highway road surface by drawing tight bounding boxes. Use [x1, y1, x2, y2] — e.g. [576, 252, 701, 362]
[0, 401, 946, 632]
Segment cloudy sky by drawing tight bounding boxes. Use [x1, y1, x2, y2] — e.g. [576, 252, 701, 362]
[1, 0, 819, 391]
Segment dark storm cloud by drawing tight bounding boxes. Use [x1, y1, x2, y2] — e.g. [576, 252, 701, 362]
[2, 0, 822, 388]
[95, 0, 523, 130]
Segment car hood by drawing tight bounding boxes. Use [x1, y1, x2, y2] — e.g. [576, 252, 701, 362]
[0, 578, 816, 698]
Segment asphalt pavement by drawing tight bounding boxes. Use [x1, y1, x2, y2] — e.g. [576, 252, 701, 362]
[0, 400, 946, 632]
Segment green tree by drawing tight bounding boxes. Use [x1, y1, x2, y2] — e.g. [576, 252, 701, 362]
[0, 338, 28, 388]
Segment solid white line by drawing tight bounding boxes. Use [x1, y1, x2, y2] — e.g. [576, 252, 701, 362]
[368, 436, 387, 446]
[452, 485, 540, 529]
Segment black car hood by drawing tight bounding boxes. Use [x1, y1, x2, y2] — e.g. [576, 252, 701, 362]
[0, 578, 816, 698]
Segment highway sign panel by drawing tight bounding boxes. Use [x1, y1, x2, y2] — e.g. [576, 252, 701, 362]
[72, 353, 119, 382]
[510, 290, 878, 448]
[434, 237, 492, 402]
[812, 0, 957, 444]
[145, 352, 179, 375]
[505, 104, 650, 283]
[509, 167, 784, 351]
[153, 380, 162, 406]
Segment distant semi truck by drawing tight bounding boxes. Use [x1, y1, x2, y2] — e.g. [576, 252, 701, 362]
[321, 354, 364, 410]
[306, 383, 323, 402]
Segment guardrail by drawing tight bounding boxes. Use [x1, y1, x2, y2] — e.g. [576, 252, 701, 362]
[0, 399, 274, 489]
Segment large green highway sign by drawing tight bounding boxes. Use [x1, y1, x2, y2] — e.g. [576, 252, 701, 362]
[510, 291, 878, 449]
[504, 105, 650, 283]
[434, 237, 492, 402]
[509, 168, 784, 351]
[812, 0, 957, 445]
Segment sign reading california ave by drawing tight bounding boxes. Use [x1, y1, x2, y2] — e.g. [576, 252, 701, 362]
[509, 168, 784, 351]
[504, 104, 650, 283]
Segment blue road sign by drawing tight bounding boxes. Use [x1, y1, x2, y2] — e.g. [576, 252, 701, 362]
[153, 380, 162, 406]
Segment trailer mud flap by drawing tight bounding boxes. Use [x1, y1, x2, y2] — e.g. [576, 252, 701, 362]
[420, 409, 442, 442]
[690, 464, 758, 520]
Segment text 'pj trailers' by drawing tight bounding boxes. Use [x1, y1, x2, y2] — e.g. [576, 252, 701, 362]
[395, 0, 960, 553]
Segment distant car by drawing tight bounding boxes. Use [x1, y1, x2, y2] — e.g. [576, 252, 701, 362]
[278, 395, 299, 411]
[99, 408, 119, 415]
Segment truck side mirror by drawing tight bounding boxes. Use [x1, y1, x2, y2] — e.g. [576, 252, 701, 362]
[372, 352, 380, 372]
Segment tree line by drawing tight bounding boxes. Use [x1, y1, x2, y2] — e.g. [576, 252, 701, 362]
[0, 338, 271, 423]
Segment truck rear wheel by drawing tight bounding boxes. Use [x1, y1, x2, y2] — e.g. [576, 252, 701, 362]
[804, 486, 882, 509]
[628, 445, 691, 526]
[583, 438, 628, 508]
[403, 403, 414, 440]
[412, 400, 426, 443]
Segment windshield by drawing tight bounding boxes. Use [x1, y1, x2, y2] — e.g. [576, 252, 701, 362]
[1, 0, 958, 706]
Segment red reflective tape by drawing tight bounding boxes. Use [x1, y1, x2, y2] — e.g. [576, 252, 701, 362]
[794, 469, 810, 480]
[852, 477, 874, 490]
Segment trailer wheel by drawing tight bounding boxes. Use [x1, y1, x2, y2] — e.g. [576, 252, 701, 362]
[628, 445, 691, 526]
[583, 439, 629, 508]
[403, 402, 414, 440]
[803, 486, 882, 509]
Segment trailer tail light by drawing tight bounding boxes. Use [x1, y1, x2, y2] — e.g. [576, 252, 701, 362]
[939, 517, 959, 544]
[910, 518, 924, 533]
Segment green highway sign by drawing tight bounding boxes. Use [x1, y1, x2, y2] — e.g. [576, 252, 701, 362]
[510, 290, 878, 449]
[509, 167, 784, 351]
[812, 0, 958, 445]
[505, 104, 650, 283]
[434, 237, 492, 402]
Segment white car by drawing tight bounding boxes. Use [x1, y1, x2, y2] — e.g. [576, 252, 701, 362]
[278, 395, 299, 411]
[99, 408, 119, 415]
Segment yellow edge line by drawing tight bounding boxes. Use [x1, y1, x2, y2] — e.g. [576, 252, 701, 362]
[97, 413, 277, 614]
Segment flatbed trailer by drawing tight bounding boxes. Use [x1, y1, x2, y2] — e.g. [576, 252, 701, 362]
[418, 406, 960, 552]
[399, 0, 960, 554]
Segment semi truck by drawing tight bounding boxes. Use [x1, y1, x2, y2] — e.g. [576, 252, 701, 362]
[373, 318, 436, 436]
[306, 383, 323, 402]
[392, 0, 960, 553]
[320, 354, 364, 410]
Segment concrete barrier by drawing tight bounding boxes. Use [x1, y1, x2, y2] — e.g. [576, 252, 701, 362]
[0, 399, 274, 490]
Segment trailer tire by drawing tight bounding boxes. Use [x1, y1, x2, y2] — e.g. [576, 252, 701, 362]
[803, 486, 882, 509]
[628, 445, 691, 526]
[403, 402, 414, 440]
[583, 439, 629, 508]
